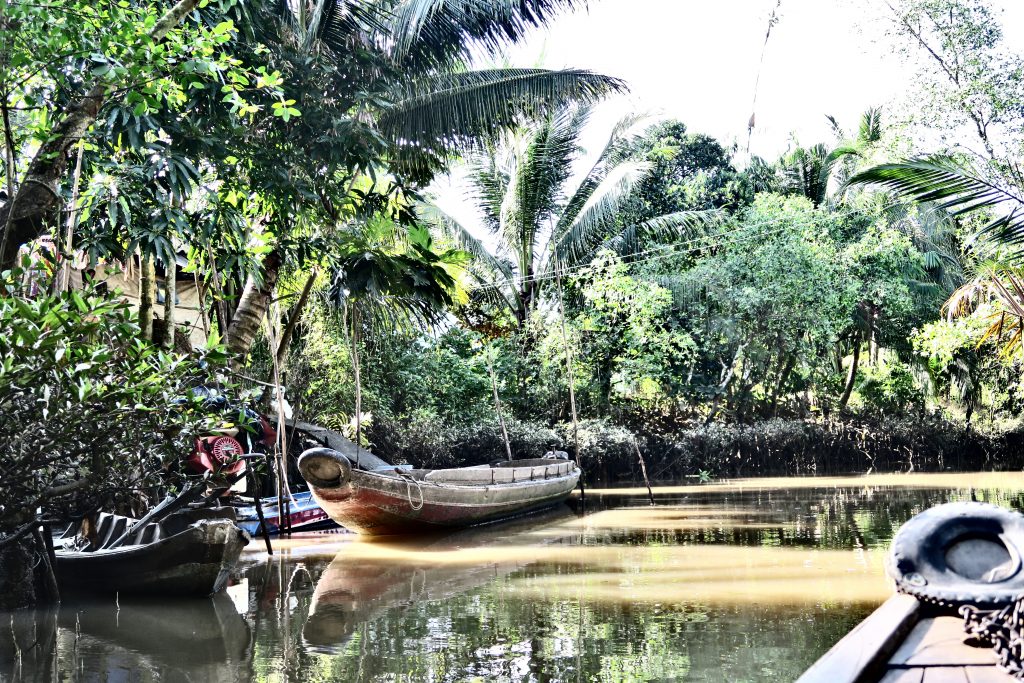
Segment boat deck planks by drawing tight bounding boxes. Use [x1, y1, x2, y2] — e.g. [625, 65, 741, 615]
[799, 596, 1016, 683]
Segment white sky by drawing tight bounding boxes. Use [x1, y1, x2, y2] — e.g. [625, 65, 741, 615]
[431, 0, 1024, 232]
[507, 0, 1024, 158]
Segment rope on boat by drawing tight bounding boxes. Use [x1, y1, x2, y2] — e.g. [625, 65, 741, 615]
[399, 472, 424, 511]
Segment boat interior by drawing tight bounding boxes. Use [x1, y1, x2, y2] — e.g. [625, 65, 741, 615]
[374, 459, 576, 485]
[57, 507, 237, 552]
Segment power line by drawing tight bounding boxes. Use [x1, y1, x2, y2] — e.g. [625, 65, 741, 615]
[465, 217, 799, 293]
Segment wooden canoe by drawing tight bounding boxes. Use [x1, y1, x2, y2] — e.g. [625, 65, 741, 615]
[55, 509, 248, 596]
[299, 448, 581, 536]
[797, 594, 1014, 682]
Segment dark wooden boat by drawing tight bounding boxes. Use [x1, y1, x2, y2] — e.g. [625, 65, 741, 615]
[55, 508, 248, 596]
[801, 502, 1024, 682]
[298, 445, 580, 536]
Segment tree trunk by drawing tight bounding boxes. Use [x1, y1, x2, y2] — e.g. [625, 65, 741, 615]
[706, 343, 746, 425]
[54, 142, 85, 294]
[351, 306, 362, 454]
[225, 246, 283, 362]
[0, 532, 55, 611]
[838, 335, 861, 412]
[0, 0, 202, 270]
[161, 257, 176, 349]
[139, 253, 156, 341]
[276, 270, 317, 368]
[770, 352, 798, 416]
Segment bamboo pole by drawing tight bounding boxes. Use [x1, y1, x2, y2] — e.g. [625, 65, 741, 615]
[350, 305, 362, 468]
[633, 438, 655, 506]
[553, 259, 584, 496]
[55, 141, 84, 294]
[485, 347, 513, 462]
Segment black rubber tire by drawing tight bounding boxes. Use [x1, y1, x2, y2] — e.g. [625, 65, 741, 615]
[888, 501, 1024, 608]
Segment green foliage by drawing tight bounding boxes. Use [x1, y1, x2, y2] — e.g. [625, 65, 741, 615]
[612, 120, 752, 222]
[858, 362, 926, 414]
[0, 269, 226, 532]
[570, 253, 696, 410]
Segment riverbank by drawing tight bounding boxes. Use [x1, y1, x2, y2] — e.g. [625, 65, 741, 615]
[367, 414, 1024, 485]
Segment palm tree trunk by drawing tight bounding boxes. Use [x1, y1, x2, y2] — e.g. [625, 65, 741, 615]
[139, 254, 156, 341]
[838, 335, 861, 412]
[161, 258, 176, 349]
[225, 246, 283, 362]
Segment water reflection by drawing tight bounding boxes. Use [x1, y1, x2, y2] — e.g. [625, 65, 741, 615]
[3, 592, 251, 682]
[6, 474, 1024, 682]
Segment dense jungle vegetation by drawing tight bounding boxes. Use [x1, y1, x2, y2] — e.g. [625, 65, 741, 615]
[4, 0, 1024, 566]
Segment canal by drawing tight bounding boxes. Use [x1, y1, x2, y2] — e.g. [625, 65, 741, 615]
[7, 472, 1024, 681]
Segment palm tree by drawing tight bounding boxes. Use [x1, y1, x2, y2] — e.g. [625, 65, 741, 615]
[849, 155, 1024, 248]
[427, 106, 709, 325]
[220, 0, 625, 360]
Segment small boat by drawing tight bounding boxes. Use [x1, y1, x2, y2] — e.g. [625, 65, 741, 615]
[235, 490, 336, 536]
[54, 508, 248, 596]
[799, 502, 1024, 682]
[297, 445, 581, 536]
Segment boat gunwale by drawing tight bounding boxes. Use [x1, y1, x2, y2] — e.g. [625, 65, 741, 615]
[350, 465, 581, 493]
[797, 594, 924, 683]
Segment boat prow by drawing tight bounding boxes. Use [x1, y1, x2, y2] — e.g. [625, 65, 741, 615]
[801, 502, 1024, 682]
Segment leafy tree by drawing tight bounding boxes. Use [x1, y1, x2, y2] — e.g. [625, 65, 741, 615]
[0, 0, 269, 268]
[613, 120, 751, 224]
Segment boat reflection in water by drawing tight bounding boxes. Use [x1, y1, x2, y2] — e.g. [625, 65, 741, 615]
[302, 506, 575, 652]
[1, 588, 252, 682]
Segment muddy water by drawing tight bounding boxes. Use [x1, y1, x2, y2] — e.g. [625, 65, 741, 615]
[7, 473, 1024, 682]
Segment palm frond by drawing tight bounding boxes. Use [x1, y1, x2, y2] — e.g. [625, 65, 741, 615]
[380, 68, 624, 154]
[418, 203, 516, 284]
[607, 209, 724, 258]
[849, 156, 1024, 247]
[385, 0, 587, 68]
[547, 160, 650, 269]
[857, 107, 883, 146]
[556, 111, 652, 234]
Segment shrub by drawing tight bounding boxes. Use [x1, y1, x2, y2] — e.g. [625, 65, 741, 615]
[0, 271, 226, 534]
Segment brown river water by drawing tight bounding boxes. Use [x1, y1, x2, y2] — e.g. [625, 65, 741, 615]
[7, 472, 1024, 682]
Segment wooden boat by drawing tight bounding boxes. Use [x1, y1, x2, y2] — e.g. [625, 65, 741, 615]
[800, 502, 1024, 682]
[54, 508, 248, 596]
[797, 594, 1017, 682]
[298, 445, 580, 535]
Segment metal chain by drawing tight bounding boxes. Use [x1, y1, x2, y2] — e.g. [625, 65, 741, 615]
[961, 599, 1024, 678]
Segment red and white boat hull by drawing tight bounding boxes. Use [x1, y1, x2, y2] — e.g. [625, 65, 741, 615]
[298, 449, 580, 536]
